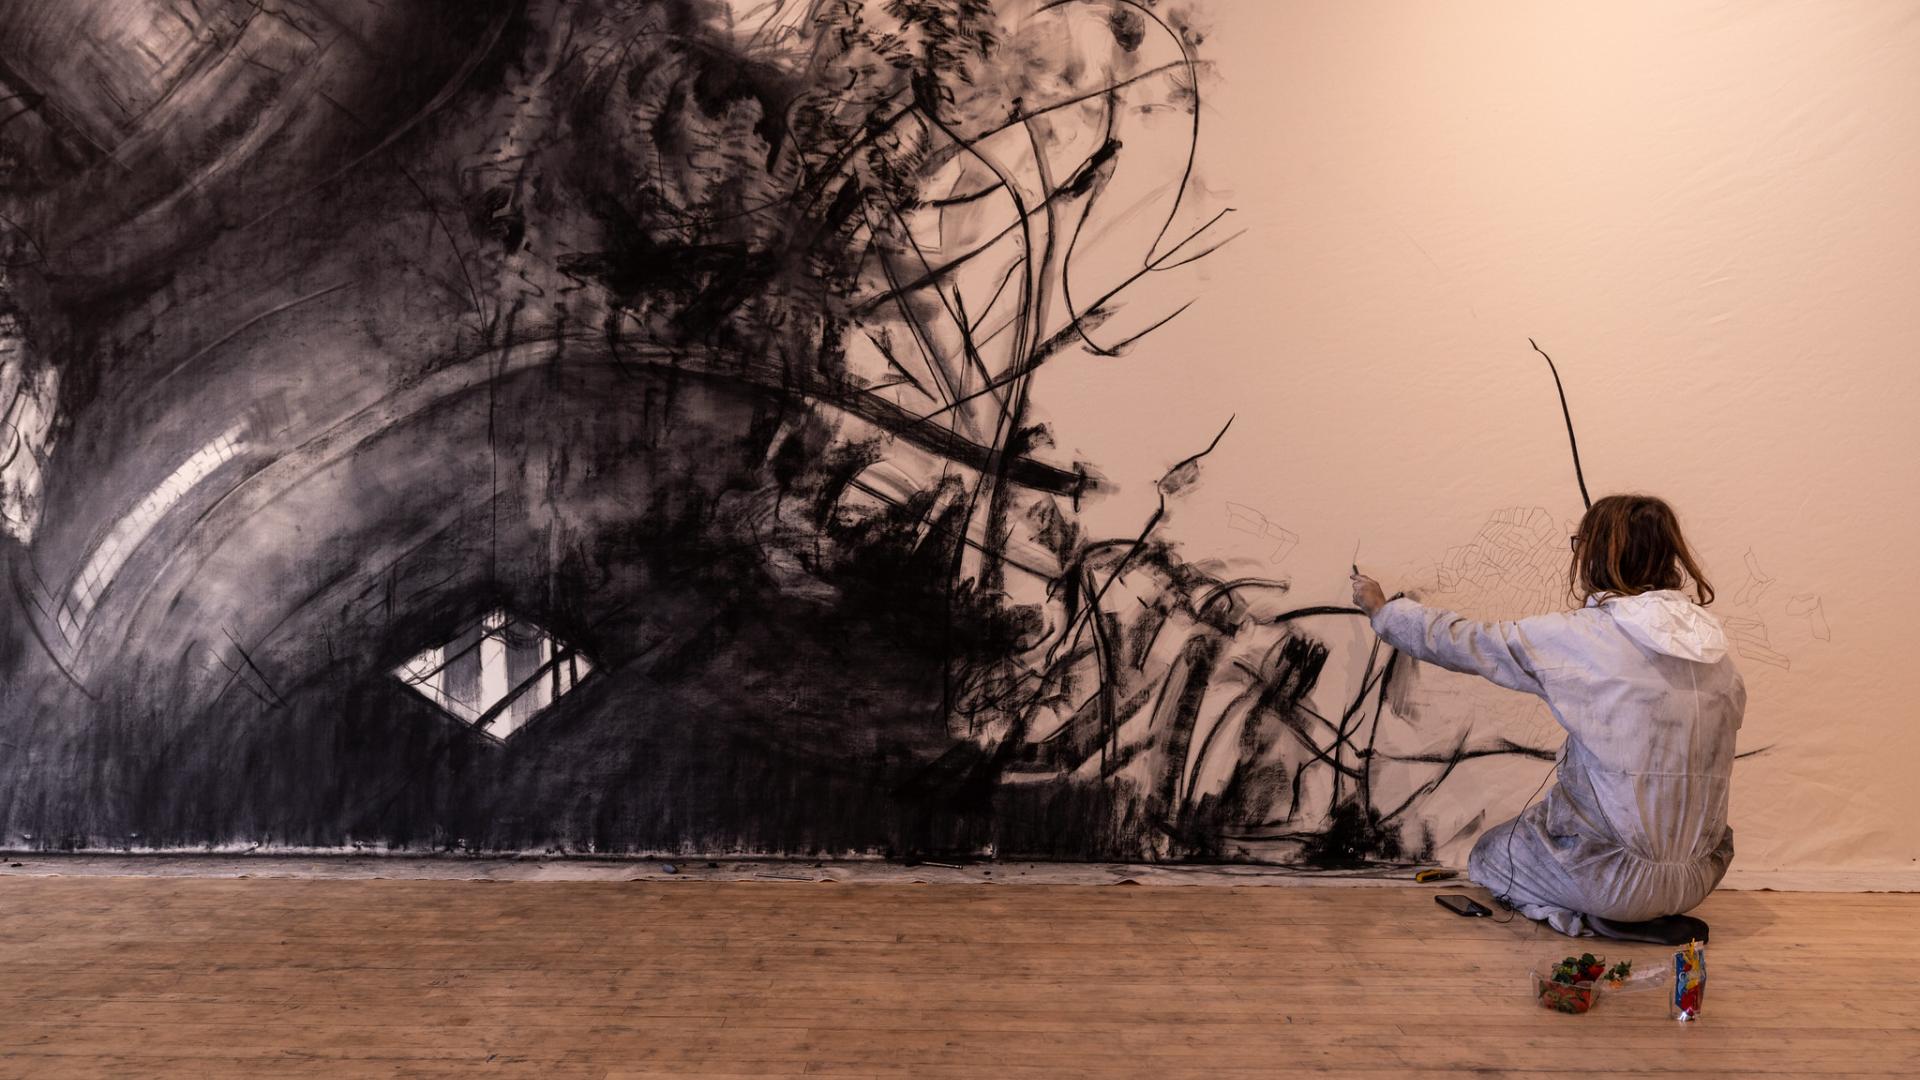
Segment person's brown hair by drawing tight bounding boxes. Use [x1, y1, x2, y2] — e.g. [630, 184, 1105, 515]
[1570, 494, 1715, 606]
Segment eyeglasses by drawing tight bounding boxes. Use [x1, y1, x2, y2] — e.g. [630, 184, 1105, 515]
[1569, 534, 1582, 551]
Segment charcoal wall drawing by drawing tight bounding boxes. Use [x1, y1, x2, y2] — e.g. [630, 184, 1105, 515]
[1, 0, 1570, 864]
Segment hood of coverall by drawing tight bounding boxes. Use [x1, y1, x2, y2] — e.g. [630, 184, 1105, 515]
[1590, 590, 1729, 664]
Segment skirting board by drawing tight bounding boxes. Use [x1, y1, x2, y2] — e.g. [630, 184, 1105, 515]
[2, 855, 1915, 892]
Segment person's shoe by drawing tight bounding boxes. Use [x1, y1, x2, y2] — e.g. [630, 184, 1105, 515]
[1589, 914, 1709, 945]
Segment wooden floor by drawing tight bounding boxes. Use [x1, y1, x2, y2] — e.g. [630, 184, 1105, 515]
[1, 877, 1915, 1078]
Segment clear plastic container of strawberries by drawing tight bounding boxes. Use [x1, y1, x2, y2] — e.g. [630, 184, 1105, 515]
[1532, 953, 1639, 1014]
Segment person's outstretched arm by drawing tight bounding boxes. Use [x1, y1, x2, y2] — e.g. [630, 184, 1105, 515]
[1351, 572, 1554, 697]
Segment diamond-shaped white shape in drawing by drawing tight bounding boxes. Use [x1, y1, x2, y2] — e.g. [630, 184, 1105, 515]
[394, 610, 594, 740]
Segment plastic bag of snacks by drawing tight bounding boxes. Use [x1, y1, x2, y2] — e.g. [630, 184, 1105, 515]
[1671, 940, 1707, 1021]
[1533, 953, 1613, 1014]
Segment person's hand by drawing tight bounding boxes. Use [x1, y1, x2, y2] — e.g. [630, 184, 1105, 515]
[1351, 571, 1387, 616]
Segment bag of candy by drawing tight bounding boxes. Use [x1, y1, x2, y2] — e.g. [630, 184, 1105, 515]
[1671, 940, 1706, 1021]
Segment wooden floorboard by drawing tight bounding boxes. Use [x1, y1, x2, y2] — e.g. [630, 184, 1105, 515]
[1, 877, 1915, 1078]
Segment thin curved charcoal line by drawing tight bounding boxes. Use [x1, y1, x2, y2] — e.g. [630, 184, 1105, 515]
[1286, 738, 1310, 822]
[850, 176, 1055, 317]
[931, 182, 1007, 208]
[1382, 742, 1560, 766]
[861, 202, 971, 429]
[911, 58, 1196, 183]
[1102, 300, 1198, 354]
[393, 160, 488, 326]
[0, 207, 49, 267]
[1008, 114, 1066, 448]
[911, 98, 1042, 593]
[860, 329, 933, 400]
[206, 647, 273, 709]
[1375, 731, 1476, 824]
[1145, 213, 1243, 272]
[876, 192, 1006, 413]
[967, 261, 1023, 335]
[1194, 577, 1292, 617]
[0, 100, 43, 135]
[853, 88, 1124, 318]
[147, 283, 353, 392]
[947, 289, 999, 419]
[1335, 657, 1391, 738]
[1293, 701, 1344, 740]
[1080, 564, 1122, 772]
[1076, 421, 1212, 596]
[908, 209, 1239, 428]
[1057, 93, 1124, 356]
[1267, 605, 1368, 625]
[1329, 635, 1384, 807]
[1356, 651, 1401, 813]
[1038, 0, 1202, 262]
[1376, 741, 1560, 827]
[1246, 739, 1539, 841]
[220, 626, 288, 711]
[0, 425, 23, 477]
[1034, 416, 1232, 680]
[1529, 337, 1592, 510]
[885, 100, 1041, 365]
[1280, 707, 1364, 783]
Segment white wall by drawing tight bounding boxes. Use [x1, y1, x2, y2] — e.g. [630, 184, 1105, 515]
[1046, 0, 1920, 875]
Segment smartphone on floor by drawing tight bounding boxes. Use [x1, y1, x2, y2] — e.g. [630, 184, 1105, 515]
[1436, 894, 1493, 918]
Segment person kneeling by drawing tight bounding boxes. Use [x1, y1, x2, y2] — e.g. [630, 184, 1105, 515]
[1352, 495, 1742, 944]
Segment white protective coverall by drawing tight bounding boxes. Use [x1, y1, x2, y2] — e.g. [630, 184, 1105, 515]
[1370, 590, 1743, 936]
